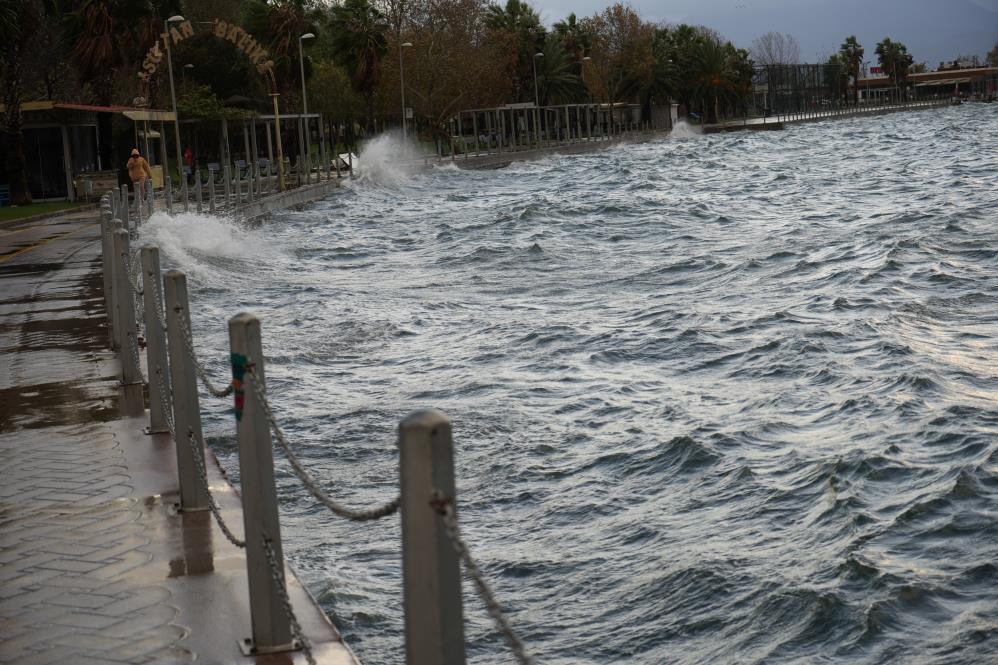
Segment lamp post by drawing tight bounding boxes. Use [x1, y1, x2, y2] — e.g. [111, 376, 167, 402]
[861, 60, 869, 106]
[533, 52, 543, 146]
[181, 63, 193, 92]
[164, 15, 187, 210]
[298, 32, 315, 182]
[400, 42, 412, 139]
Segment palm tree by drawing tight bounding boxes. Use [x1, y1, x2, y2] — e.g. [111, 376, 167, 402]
[328, 0, 388, 133]
[62, 0, 155, 167]
[537, 34, 586, 104]
[485, 0, 545, 102]
[875, 37, 913, 100]
[689, 39, 732, 123]
[243, 0, 322, 108]
[553, 12, 591, 75]
[1, 0, 54, 204]
[839, 35, 863, 106]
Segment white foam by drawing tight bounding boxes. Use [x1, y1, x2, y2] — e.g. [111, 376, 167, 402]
[356, 132, 423, 184]
[671, 120, 702, 139]
[137, 211, 285, 283]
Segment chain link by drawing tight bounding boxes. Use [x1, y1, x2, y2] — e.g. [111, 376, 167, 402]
[152, 282, 169, 332]
[262, 535, 315, 665]
[431, 493, 534, 665]
[126, 328, 145, 382]
[175, 308, 234, 398]
[244, 366, 401, 521]
[154, 364, 176, 439]
[186, 430, 246, 548]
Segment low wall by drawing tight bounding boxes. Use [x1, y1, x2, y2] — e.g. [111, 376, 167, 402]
[431, 129, 669, 171]
[234, 177, 343, 220]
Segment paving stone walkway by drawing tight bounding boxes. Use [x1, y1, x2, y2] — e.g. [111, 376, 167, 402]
[0, 213, 357, 664]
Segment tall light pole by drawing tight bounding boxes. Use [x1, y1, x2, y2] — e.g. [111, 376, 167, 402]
[533, 52, 543, 146]
[164, 15, 186, 209]
[861, 60, 870, 106]
[181, 63, 193, 92]
[298, 33, 315, 181]
[399, 42, 412, 139]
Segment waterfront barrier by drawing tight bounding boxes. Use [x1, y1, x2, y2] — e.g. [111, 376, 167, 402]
[98, 192, 532, 665]
[106, 154, 351, 224]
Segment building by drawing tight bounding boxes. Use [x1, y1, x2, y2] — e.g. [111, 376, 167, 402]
[0, 102, 175, 202]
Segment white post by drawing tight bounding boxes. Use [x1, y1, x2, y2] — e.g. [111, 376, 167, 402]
[399, 409, 466, 665]
[113, 229, 144, 417]
[228, 313, 294, 653]
[141, 246, 170, 434]
[163, 270, 210, 512]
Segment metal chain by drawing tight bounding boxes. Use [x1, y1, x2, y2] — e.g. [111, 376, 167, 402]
[175, 308, 234, 398]
[151, 283, 169, 332]
[154, 364, 176, 439]
[124, 251, 143, 296]
[262, 535, 315, 665]
[186, 430, 246, 548]
[244, 366, 401, 521]
[431, 493, 534, 665]
[126, 328, 145, 382]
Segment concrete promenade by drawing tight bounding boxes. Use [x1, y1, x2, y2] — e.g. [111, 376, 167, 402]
[0, 212, 357, 663]
[703, 99, 951, 133]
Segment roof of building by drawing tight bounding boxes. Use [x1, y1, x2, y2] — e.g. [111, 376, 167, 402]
[0, 101, 175, 121]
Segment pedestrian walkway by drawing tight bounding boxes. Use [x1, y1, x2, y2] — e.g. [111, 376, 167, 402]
[0, 213, 356, 664]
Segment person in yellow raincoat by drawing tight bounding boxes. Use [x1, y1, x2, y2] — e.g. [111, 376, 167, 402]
[126, 148, 153, 200]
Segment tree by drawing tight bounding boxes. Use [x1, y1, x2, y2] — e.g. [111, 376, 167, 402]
[485, 0, 545, 102]
[61, 0, 157, 168]
[839, 35, 863, 106]
[1, 0, 54, 205]
[823, 53, 849, 104]
[751, 31, 800, 66]
[875, 37, 914, 96]
[553, 12, 591, 74]
[536, 33, 586, 104]
[988, 38, 998, 68]
[328, 0, 389, 132]
[241, 0, 323, 109]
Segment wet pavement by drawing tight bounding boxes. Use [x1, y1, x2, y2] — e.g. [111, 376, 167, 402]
[0, 212, 357, 664]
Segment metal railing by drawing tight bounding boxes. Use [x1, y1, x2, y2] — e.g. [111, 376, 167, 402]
[98, 191, 532, 665]
[103, 157, 352, 226]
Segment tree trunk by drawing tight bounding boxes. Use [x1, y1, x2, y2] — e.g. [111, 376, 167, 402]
[95, 71, 115, 170]
[365, 90, 376, 134]
[3, 33, 32, 205]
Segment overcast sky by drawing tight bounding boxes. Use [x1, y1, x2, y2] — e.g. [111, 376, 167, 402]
[532, 0, 998, 68]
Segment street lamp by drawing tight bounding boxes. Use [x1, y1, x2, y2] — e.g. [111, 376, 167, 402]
[532, 52, 544, 107]
[533, 52, 544, 146]
[400, 42, 412, 139]
[181, 63, 193, 91]
[861, 60, 870, 106]
[164, 15, 186, 209]
[298, 33, 315, 181]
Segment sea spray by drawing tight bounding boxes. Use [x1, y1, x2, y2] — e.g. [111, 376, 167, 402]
[356, 131, 424, 184]
[139, 210, 286, 285]
[670, 119, 702, 139]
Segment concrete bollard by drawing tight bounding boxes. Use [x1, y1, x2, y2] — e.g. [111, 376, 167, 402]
[113, 229, 145, 417]
[228, 313, 294, 654]
[195, 174, 203, 214]
[398, 409, 466, 665]
[120, 184, 130, 229]
[223, 164, 232, 205]
[163, 270, 210, 512]
[141, 246, 170, 435]
[100, 204, 116, 349]
[109, 219, 124, 351]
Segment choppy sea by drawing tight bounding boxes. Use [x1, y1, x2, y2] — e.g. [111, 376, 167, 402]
[142, 103, 998, 664]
